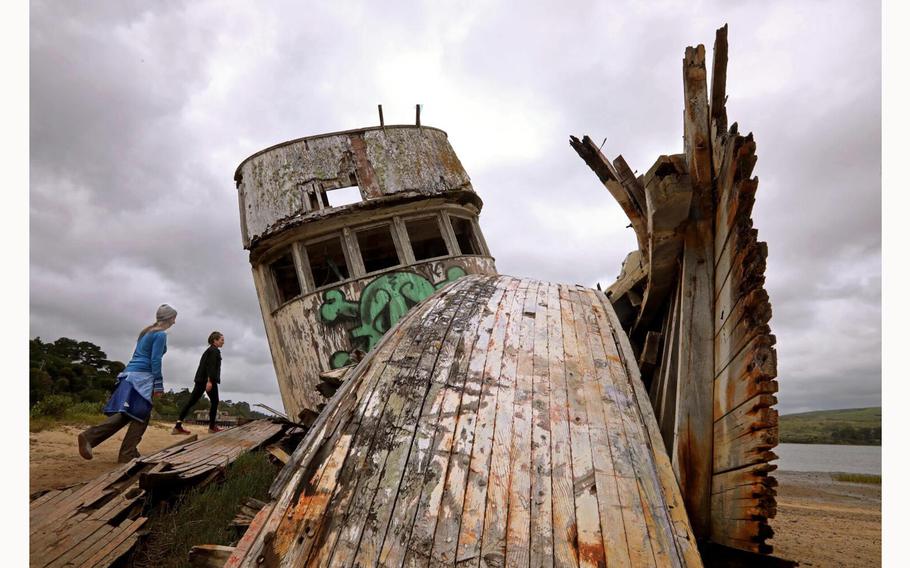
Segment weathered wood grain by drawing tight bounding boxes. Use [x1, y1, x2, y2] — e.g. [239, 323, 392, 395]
[596, 289, 703, 567]
[674, 223, 715, 538]
[456, 278, 521, 565]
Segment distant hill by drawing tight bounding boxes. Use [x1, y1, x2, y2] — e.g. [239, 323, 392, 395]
[779, 407, 881, 445]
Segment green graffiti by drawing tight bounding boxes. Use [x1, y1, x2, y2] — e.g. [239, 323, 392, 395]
[323, 265, 467, 368]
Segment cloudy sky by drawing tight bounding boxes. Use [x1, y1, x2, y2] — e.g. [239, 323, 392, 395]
[29, 1, 881, 415]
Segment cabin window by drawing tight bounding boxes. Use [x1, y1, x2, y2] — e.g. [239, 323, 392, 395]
[306, 236, 350, 289]
[406, 217, 449, 261]
[325, 185, 363, 208]
[357, 224, 401, 273]
[269, 251, 301, 305]
[450, 216, 481, 255]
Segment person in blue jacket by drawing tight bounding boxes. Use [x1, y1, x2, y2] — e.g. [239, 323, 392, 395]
[77, 304, 177, 463]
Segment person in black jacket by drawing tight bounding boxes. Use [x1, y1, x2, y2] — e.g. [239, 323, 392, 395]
[173, 331, 225, 434]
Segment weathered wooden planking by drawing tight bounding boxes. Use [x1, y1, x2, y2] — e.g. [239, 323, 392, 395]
[189, 544, 237, 567]
[709, 24, 729, 171]
[324, 279, 476, 566]
[683, 45, 712, 193]
[559, 284, 607, 568]
[383, 280, 495, 565]
[714, 335, 777, 421]
[528, 283, 555, 568]
[477, 279, 530, 567]
[430, 281, 509, 564]
[596, 289, 703, 567]
[713, 394, 778, 474]
[674, 224, 715, 538]
[227, 276, 704, 566]
[544, 282, 579, 568]
[501, 280, 540, 567]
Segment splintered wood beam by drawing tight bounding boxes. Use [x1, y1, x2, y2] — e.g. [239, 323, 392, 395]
[683, 44, 713, 194]
[614, 155, 648, 219]
[570, 135, 649, 253]
[710, 24, 729, 171]
[633, 154, 692, 337]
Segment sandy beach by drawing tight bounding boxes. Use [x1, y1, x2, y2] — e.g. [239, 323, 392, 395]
[29, 421, 217, 494]
[771, 470, 881, 567]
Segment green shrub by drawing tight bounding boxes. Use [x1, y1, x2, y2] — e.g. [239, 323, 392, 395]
[129, 451, 279, 568]
[68, 400, 103, 415]
[31, 394, 74, 418]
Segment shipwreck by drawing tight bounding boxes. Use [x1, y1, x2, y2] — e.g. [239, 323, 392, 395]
[228, 25, 779, 567]
[28, 25, 780, 568]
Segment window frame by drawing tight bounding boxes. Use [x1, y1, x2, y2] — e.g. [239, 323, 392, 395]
[300, 232, 354, 293]
[444, 212, 486, 256]
[401, 213, 452, 263]
[352, 220, 405, 276]
[265, 246, 304, 309]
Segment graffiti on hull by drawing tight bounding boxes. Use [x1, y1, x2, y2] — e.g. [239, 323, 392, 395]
[321, 265, 467, 368]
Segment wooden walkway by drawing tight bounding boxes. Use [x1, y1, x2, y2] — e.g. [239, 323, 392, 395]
[228, 275, 702, 567]
[29, 420, 286, 568]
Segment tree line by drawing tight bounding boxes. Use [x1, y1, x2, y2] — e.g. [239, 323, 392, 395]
[30, 337, 268, 420]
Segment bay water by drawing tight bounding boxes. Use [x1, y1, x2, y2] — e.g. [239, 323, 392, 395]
[773, 443, 881, 475]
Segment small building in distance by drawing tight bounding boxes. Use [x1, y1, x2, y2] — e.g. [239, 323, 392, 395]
[191, 409, 238, 427]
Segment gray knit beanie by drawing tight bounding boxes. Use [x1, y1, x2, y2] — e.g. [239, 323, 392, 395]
[156, 304, 178, 322]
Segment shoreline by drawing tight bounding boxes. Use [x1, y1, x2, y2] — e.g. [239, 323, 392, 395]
[771, 470, 881, 567]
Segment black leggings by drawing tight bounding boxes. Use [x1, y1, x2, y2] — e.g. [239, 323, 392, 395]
[177, 381, 219, 426]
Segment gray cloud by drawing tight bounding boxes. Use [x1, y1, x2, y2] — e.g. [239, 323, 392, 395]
[30, 0, 880, 417]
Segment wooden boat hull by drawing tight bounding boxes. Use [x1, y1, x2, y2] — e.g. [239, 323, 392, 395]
[227, 275, 702, 567]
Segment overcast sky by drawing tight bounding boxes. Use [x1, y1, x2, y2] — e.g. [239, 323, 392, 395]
[29, 1, 881, 415]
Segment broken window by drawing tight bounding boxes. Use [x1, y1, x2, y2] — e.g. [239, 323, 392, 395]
[325, 185, 363, 208]
[450, 216, 482, 255]
[269, 251, 301, 305]
[357, 224, 401, 273]
[306, 236, 350, 289]
[406, 217, 449, 261]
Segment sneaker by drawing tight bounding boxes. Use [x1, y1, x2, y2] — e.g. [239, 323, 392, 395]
[77, 432, 93, 460]
[172, 424, 192, 435]
[208, 425, 224, 433]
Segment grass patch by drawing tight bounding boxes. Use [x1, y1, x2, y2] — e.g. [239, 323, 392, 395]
[129, 451, 279, 568]
[29, 410, 108, 432]
[832, 473, 881, 484]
